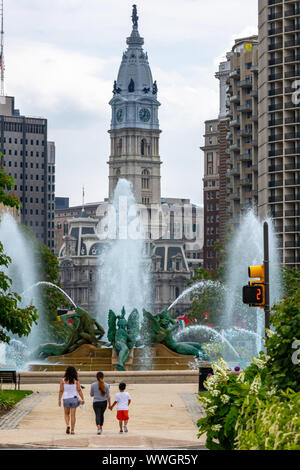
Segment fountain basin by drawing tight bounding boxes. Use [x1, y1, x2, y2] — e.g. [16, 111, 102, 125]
[28, 343, 211, 372]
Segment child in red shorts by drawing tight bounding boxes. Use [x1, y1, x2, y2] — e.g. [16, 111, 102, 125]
[110, 382, 131, 433]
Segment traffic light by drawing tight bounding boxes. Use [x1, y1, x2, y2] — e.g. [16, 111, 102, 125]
[243, 264, 265, 308]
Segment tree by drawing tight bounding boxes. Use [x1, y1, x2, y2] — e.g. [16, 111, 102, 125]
[266, 268, 300, 392]
[0, 165, 38, 343]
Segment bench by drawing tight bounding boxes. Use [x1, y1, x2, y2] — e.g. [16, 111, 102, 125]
[0, 370, 20, 390]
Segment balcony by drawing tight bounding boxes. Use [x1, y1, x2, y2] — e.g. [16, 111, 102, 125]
[229, 118, 240, 128]
[285, 54, 300, 64]
[240, 178, 252, 186]
[229, 68, 240, 79]
[285, 146, 300, 155]
[251, 115, 258, 122]
[269, 88, 283, 96]
[251, 139, 258, 147]
[285, 241, 300, 248]
[285, 69, 300, 79]
[269, 196, 283, 203]
[285, 178, 300, 186]
[229, 143, 240, 152]
[269, 42, 283, 51]
[269, 118, 283, 126]
[285, 39, 300, 48]
[285, 116, 300, 124]
[285, 162, 300, 170]
[238, 78, 253, 88]
[269, 72, 283, 80]
[285, 194, 300, 201]
[285, 132, 300, 140]
[269, 57, 283, 66]
[269, 148, 283, 157]
[238, 152, 252, 161]
[230, 94, 240, 103]
[269, 133, 283, 141]
[285, 23, 300, 33]
[285, 226, 300, 233]
[285, 210, 300, 218]
[269, 164, 283, 172]
[268, 12, 283, 21]
[237, 103, 252, 112]
[229, 191, 240, 201]
[269, 180, 283, 187]
[250, 64, 258, 73]
[269, 103, 283, 111]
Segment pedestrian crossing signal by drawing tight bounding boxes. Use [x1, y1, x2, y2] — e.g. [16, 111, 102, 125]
[243, 285, 264, 305]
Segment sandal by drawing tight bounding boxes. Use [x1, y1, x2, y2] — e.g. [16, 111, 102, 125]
[66, 426, 70, 434]
[71, 431, 75, 434]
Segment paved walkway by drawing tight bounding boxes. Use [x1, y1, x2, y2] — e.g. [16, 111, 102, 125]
[0, 382, 206, 449]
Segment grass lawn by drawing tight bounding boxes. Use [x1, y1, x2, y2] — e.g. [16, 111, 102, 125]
[0, 390, 33, 417]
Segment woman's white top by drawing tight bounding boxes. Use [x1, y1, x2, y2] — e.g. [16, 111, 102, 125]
[62, 380, 78, 399]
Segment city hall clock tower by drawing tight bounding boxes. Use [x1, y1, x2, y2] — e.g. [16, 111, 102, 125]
[108, 5, 162, 206]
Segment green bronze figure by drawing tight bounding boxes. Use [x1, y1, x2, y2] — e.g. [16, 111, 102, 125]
[141, 309, 209, 360]
[34, 306, 105, 358]
[108, 307, 139, 371]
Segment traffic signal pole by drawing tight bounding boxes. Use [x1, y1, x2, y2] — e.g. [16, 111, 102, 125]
[263, 221, 270, 338]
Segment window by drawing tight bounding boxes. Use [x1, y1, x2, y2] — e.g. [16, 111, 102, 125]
[142, 169, 150, 189]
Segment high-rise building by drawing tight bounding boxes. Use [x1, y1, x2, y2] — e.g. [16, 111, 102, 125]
[201, 119, 220, 271]
[0, 96, 55, 250]
[225, 36, 259, 230]
[216, 59, 231, 248]
[258, 0, 300, 268]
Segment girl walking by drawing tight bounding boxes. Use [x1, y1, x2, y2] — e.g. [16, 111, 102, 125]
[90, 371, 111, 435]
[58, 366, 85, 435]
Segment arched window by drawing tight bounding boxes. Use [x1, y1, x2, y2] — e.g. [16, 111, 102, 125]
[128, 79, 135, 92]
[142, 169, 150, 189]
[141, 139, 146, 156]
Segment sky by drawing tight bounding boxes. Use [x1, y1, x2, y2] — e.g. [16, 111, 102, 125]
[4, 0, 258, 207]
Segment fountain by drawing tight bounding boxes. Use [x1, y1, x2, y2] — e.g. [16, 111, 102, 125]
[0, 213, 43, 369]
[170, 210, 282, 368]
[96, 179, 152, 329]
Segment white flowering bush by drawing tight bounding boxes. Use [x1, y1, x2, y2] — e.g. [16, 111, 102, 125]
[197, 355, 270, 450]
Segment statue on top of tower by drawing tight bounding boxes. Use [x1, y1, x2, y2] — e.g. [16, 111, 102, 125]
[132, 4, 138, 28]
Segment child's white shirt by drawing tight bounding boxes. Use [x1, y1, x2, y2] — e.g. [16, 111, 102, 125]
[115, 391, 131, 410]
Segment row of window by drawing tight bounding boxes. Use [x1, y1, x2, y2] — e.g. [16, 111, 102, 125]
[206, 215, 220, 223]
[4, 161, 45, 168]
[2, 122, 46, 134]
[0, 137, 45, 145]
[206, 191, 220, 200]
[206, 203, 219, 211]
[2, 149, 45, 157]
[207, 227, 219, 235]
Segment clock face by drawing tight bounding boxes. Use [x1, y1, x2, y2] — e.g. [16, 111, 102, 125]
[139, 108, 151, 122]
[116, 108, 123, 122]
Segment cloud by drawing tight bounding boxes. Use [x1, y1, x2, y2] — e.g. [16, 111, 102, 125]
[3, 0, 258, 207]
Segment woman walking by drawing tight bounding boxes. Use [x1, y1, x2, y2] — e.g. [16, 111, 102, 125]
[90, 371, 111, 435]
[58, 366, 85, 435]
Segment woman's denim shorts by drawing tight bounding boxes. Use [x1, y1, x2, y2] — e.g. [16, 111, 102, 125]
[63, 397, 79, 409]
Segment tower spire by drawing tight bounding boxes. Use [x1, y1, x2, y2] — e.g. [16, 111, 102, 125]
[0, 0, 4, 96]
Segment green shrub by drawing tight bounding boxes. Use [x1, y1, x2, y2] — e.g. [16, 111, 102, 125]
[266, 288, 300, 392]
[236, 389, 300, 450]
